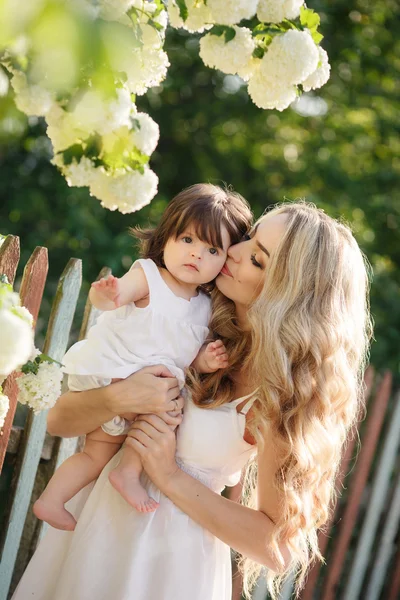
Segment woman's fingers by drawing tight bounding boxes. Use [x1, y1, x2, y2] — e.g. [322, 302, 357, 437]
[131, 413, 171, 434]
[168, 394, 184, 412]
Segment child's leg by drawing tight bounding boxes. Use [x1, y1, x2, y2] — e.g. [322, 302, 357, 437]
[34, 427, 124, 531]
[109, 411, 179, 513]
[109, 444, 159, 513]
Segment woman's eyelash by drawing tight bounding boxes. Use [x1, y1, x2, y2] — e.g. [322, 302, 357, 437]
[251, 254, 262, 269]
[242, 233, 251, 241]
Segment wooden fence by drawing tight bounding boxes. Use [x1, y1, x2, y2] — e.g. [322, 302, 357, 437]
[1, 237, 400, 600]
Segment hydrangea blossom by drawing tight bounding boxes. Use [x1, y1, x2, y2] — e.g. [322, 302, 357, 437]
[10, 71, 54, 117]
[52, 155, 98, 188]
[168, 0, 213, 33]
[260, 30, 319, 86]
[0, 310, 34, 376]
[129, 112, 160, 156]
[302, 46, 331, 91]
[208, 0, 258, 25]
[199, 26, 256, 81]
[115, 45, 170, 95]
[257, 0, 304, 24]
[17, 361, 63, 414]
[0, 392, 9, 428]
[89, 165, 159, 214]
[248, 68, 297, 111]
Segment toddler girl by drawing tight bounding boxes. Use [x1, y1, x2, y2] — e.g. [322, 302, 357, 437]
[33, 183, 252, 531]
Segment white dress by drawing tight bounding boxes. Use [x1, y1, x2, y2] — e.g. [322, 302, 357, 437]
[63, 258, 211, 434]
[12, 393, 257, 600]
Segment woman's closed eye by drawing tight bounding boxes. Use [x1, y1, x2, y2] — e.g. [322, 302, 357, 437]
[242, 233, 251, 241]
[251, 253, 263, 269]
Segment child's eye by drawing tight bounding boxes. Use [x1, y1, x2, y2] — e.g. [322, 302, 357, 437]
[209, 248, 218, 255]
[182, 236, 192, 243]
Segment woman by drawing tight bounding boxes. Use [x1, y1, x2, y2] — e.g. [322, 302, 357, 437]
[12, 202, 371, 600]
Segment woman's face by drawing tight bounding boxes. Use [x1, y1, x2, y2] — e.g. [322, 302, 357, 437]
[216, 212, 288, 310]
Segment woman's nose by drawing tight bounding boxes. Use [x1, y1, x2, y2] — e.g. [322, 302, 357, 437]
[227, 243, 241, 262]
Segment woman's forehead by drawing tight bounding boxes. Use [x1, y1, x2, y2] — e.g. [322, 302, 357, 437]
[254, 213, 288, 252]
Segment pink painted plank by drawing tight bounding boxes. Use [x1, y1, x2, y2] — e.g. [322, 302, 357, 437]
[0, 247, 48, 472]
[300, 366, 375, 600]
[0, 235, 20, 285]
[321, 370, 393, 600]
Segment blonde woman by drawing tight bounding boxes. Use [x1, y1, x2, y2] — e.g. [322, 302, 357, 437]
[13, 202, 371, 600]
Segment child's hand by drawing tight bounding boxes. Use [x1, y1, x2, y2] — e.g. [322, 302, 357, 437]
[203, 340, 228, 372]
[91, 275, 121, 308]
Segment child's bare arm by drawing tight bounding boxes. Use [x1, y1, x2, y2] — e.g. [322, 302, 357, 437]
[89, 265, 149, 311]
[192, 340, 228, 374]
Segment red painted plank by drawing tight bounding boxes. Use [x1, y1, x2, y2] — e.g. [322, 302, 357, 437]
[300, 367, 375, 600]
[0, 247, 48, 472]
[320, 370, 392, 600]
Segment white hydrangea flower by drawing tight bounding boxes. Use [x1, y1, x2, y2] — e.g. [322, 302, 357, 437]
[0, 310, 34, 377]
[302, 46, 331, 91]
[0, 286, 20, 311]
[248, 68, 297, 111]
[260, 30, 319, 86]
[17, 361, 63, 414]
[53, 155, 98, 188]
[130, 112, 160, 155]
[257, 0, 304, 24]
[0, 392, 9, 428]
[120, 45, 170, 95]
[71, 88, 132, 137]
[46, 105, 82, 154]
[208, 0, 258, 25]
[200, 26, 256, 81]
[168, 0, 213, 33]
[11, 305, 34, 326]
[90, 165, 159, 214]
[0, 66, 9, 97]
[99, 0, 137, 20]
[10, 71, 54, 117]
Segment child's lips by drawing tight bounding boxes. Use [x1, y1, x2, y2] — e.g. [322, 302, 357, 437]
[184, 263, 199, 272]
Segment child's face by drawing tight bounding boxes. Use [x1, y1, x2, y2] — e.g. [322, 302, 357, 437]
[163, 225, 231, 286]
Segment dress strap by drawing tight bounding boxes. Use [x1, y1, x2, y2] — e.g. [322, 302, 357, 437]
[239, 396, 256, 415]
[130, 258, 165, 301]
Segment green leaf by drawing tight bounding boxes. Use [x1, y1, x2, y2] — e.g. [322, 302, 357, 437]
[311, 30, 324, 44]
[252, 25, 281, 38]
[175, 0, 188, 21]
[148, 19, 164, 32]
[252, 46, 265, 59]
[210, 25, 236, 43]
[300, 7, 320, 30]
[62, 144, 85, 166]
[21, 360, 39, 375]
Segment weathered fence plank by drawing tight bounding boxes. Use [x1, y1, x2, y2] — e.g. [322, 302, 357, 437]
[365, 467, 400, 599]
[0, 235, 20, 284]
[343, 391, 400, 600]
[36, 266, 109, 543]
[387, 543, 400, 600]
[300, 366, 375, 600]
[321, 371, 392, 600]
[0, 258, 82, 600]
[0, 247, 48, 472]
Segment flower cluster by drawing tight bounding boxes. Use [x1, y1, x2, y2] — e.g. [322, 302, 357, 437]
[17, 350, 63, 415]
[1, 0, 167, 213]
[1, 0, 330, 213]
[184, 1, 331, 111]
[0, 274, 34, 428]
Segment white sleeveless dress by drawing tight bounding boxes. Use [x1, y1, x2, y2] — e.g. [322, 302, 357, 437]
[63, 258, 211, 434]
[12, 394, 257, 600]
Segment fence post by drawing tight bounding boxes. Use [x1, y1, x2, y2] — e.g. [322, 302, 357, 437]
[0, 258, 81, 600]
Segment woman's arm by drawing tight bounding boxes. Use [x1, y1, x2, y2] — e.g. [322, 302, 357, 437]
[47, 366, 182, 438]
[126, 415, 291, 571]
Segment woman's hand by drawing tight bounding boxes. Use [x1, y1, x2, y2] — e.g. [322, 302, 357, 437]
[125, 414, 182, 490]
[106, 365, 183, 416]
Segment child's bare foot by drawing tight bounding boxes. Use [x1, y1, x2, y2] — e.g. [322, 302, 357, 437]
[109, 468, 159, 513]
[33, 497, 76, 531]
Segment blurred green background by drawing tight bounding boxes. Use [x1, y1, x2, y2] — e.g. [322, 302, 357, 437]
[0, 0, 399, 373]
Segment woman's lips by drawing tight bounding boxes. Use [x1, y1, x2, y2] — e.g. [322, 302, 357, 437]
[220, 263, 233, 277]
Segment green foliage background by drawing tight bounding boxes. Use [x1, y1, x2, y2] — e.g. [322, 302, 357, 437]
[0, 0, 399, 372]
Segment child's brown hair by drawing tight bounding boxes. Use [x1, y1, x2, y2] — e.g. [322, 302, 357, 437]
[131, 183, 253, 268]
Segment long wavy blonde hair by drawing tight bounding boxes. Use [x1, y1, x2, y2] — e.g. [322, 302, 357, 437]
[190, 201, 372, 598]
